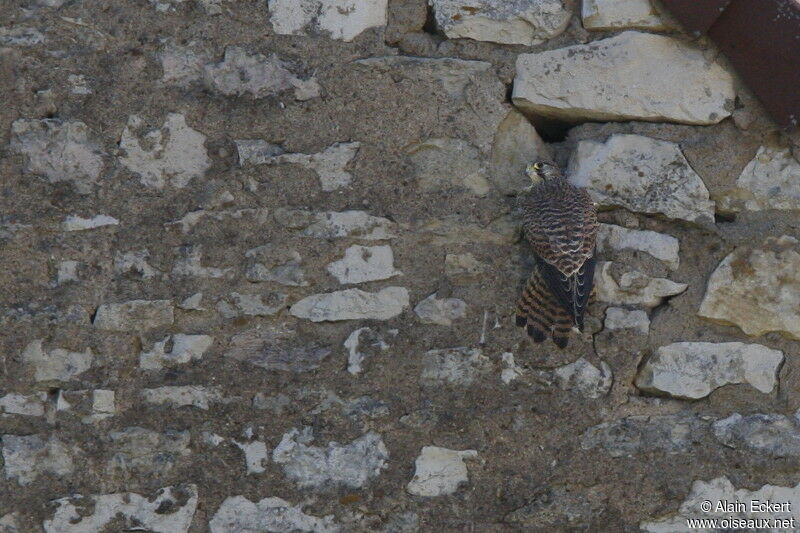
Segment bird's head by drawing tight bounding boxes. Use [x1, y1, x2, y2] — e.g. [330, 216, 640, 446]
[525, 160, 561, 184]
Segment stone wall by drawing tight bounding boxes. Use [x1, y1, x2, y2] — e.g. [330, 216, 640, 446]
[2, 0, 800, 531]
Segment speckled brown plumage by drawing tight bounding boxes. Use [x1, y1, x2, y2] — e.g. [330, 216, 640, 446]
[516, 161, 598, 348]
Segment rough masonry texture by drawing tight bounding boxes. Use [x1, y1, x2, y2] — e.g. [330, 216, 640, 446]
[2, 0, 800, 530]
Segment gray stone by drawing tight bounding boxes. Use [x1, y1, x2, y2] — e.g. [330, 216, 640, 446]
[222, 291, 288, 317]
[226, 325, 332, 372]
[568, 134, 715, 224]
[210, 496, 339, 533]
[291, 287, 409, 321]
[94, 299, 174, 331]
[139, 334, 214, 370]
[67, 74, 91, 95]
[269, 0, 388, 41]
[699, 236, 800, 339]
[108, 427, 191, 472]
[44, 485, 198, 533]
[63, 214, 119, 231]
[21, 340, 92, 382]
[500, 352, 524, 384]
[582, 0, 675, 31]
[272, 427, 389, 489]
[246, 248, 308, 286]
[421, 347, 492, 385]
[168, 208, 270, 234]
[596, 224, 680, 270]
[240, 142, 359, 191]
[489, 109, 551, 196]
[114, 250, 159, 279]
[407, 446, 478, 496]
[430, 0, 571, 45]
[0, 27, 45, 46]
[505, 487, 605, 529]
[233, 440, 269, 474]
[595, 262, 687, 307]
[327, 245, 401, 284]
[635, 342, 784, 399]
[405, 138, 489, 195]
[158, 42, 208, 88]
[413, 293, 467, 326]
[344, 327, 390, 375]
[0, 392, 47, 418]
[10, 119, 104, 194]
[581, 414, 708, 457]
[172, 246, 232, 278]
[2, 435, 74, 486]
[204, 47, 319, 100]
[513, 32, 735, 124]
[178, 292, 204, 310]
[712, 413, 800, 458]
[553, 358, 612, 399]
[141, 385, 223, 410]
[235, 139, 285, 163]
[717, 145, 800, 212]
[640, 477, 800, 532]
[295, 210, 397, 240]
[604, 307, 650, 335]
[119, 113, 211, 189]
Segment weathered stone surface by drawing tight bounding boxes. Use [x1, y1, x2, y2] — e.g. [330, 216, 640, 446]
[413, 293, 467, 326]
[225, 325, 332, 372]
[582, 414, 707, 457]
[431, 0, 570, 45]
[273, 427, 389, 489]
[10, 119, 104, 194]
[141, 385, 223, 409]
[699, 236, 800, 339]
[233, 440, 269, 474]
[0, 513, 21, 532]
[504, 487, 606, 529]
[94, 299, 174, 331]
[407, 446, 477, 497]
[204, 47, 319, 100]
[2, 435, 74, 486]
[159, 43, 208, 88]
[21, 340, 92, 382]
[344, 327, 390, 375]
[114, 250, 159, 279]
[635, 342, 784, 399]
[712, 413, 800, 458]
[44, 485, 198, 533]
[0, 27, 45, 46]
[595, 262, 687, 307]
[290, 287, 409, 321]
[0, 392, 47, 418]
[178, 292, 204, 310]
[246, 246, 307, 286]
[421, 347, 491, 385]
[405, 138, 489, 195]
[240, 142, 358, 191]
[283, 210, 397, 240]
[269, 0, 388, 41]
[415, 216, 516, 245]
[640, 477, 800, 532]
[209, 496, 339, 533]
[119, 113, 211, 189]
[172, 246, 232, 278]
[596, 224, 680, 270]
[444, 252, 487, 278]
[62, 214, 119, 231]
[582, 0, 673, 31]
[169, 208, 270, 234]
[108, 427, 191, 471]
[604, 307, 650, 335]
[327, 245, 401, 284]
[569, 134, 715, 223]
[355, 57, 505, 153]
[139, 334, 213, 370]
[717, 145, 800, 212]
[489, 109, 550, 196]
[234, 139, 284, 163]
[218, 291, 288, 317]
[553, 358, 612, 399]
[513, 32, 735, 124]
[500, 352, 524, 384]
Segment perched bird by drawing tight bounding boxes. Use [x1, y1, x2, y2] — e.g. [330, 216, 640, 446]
[515, 160, 598, 348]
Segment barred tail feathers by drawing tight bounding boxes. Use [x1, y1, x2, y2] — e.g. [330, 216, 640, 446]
[515, 264, 573, 349]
